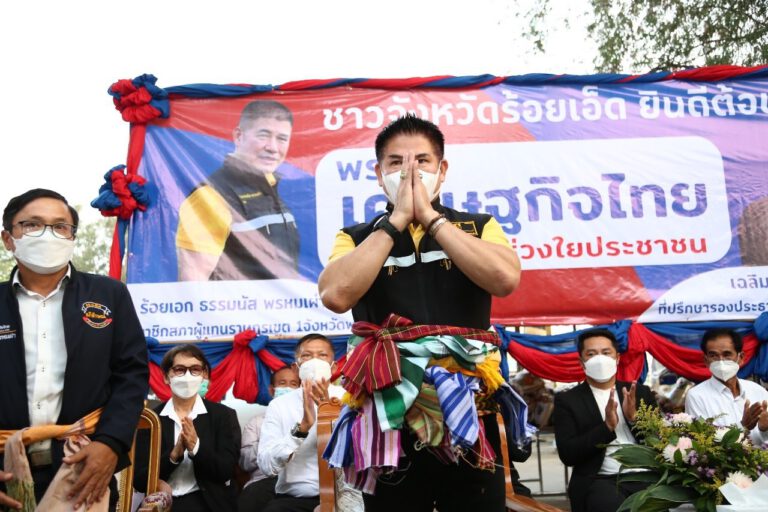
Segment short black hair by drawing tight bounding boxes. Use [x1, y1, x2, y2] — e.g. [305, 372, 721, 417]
[577, 328, 619, 356]
[161, 344, 211, 375]
[270, 365, 296, 386]
[2, 188, 79, 232]
[239, 100, 293, 128]
[294, 333, 334, 358]
[375, 114, 445, 162]
[700, 328, 743, 354]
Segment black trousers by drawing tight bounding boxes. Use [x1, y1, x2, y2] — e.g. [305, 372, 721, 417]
[172, 490, 212, 512]
[363, 414, 506, 512]
[582, 475, 650, 512]
[261, 493, 319, 512]
[238, 476, 277, 512]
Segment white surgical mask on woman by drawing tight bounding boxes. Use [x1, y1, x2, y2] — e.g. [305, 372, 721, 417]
[298, 358, 332, 383]
[170, 372, 203, 399]
[13, 230, 74, 274]
[709, 360, 740, 382]
[583, 354, 618, 383]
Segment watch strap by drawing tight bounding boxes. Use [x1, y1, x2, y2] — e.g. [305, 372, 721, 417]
[373, 215, 401, 241]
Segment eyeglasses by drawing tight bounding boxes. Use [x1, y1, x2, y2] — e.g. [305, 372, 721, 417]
[169, 365, 205, 377]
[14, 220, 77, 239]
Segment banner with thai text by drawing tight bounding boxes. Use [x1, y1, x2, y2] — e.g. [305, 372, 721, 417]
[124, 70, 768, 341]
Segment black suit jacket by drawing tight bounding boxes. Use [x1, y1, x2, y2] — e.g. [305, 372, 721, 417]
[135, 399, 241, 512]
[0, 266, 148, 472]
[553, 381, 656, 512]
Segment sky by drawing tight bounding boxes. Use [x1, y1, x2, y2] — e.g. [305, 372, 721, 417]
[0, 0, 594, 221]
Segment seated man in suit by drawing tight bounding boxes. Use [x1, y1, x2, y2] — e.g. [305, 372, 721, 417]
[553, 328, 656, 512]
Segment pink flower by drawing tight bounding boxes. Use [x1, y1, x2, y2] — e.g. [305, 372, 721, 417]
[725, 471, 753, 489]
[676, 437, 693, 450]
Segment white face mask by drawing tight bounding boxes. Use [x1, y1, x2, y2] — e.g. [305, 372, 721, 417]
[170, 372, 203, 399]
[381, 165, 442, 204]
[12, 230, 74, 274]
[298, 358, 332, 383]
[272, 386, 294, 398]
[710, 360, 740, 382]
[583, 354, 618, 383]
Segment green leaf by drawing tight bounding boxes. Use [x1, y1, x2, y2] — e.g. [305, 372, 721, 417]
[646, 484, 698, 503]
[613, 444, 659, 467]
[721, 427, 741, 446]
[619, 471, 661, 483]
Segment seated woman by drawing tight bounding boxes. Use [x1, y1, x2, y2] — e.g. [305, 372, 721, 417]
[135, 344, 241, 512]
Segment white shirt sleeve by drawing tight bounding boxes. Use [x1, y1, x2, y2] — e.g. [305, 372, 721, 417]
[257, 397, 304, 477]
[240, 414, 264, 472]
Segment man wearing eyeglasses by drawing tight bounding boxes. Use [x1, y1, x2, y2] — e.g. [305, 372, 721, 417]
[0, 188, 148, 511]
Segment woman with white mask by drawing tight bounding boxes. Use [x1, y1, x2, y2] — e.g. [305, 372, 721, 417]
[134, 344, 240, 512]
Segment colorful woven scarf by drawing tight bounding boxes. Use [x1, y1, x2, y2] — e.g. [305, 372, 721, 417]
[423, 366, 480, 450]
[342, 313, 499, 398]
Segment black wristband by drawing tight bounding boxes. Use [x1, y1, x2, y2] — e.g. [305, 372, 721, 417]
[373, 215, 401, 241]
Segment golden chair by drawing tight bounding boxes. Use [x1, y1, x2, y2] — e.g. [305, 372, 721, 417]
[497, 415, 565, 512]
[116, 407, 163, 512]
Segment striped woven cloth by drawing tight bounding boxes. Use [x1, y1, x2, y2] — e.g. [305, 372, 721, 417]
[422, 366, 480, 449]
[342, 313, 499, 398]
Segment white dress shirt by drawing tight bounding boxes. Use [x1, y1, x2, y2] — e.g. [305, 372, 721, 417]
[685, 376, 768, 447]
[159, 395, 205, 497]
[240, 412, 269, 488]
[15, 267, 70, 454]
[589, 385, 639, 475]
[257, 385, 344, 497]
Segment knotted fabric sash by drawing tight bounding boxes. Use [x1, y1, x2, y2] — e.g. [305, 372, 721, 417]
[0, 408, 103, 454]
[343, 313, 500, 398]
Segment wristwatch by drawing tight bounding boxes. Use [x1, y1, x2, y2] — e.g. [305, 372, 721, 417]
[291, 422, 309, 439]
[373, 214, 402, 241]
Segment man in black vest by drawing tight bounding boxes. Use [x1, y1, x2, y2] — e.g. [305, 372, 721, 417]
[318, 115, 521, 511]
[176, 100, 300, 281]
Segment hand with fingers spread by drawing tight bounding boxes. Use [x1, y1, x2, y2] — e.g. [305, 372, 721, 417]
[742, 399, 763, 430]
[0, 471, 22, 510]
[605, 389, 619, 432]
[622, 382, 638, 424]
[63, 440, 118, 509]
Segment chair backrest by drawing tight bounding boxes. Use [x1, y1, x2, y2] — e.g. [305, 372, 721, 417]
[496, 414, 565, 512]
[315, 397, 343, 512]
[117, 407, 163, 512]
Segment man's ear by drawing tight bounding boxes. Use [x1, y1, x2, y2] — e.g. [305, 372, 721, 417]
[374, 162, 384, 187]
[1, 231, 15, 252]
[233, 126, 243, 147]
[438, 159, 448, 184]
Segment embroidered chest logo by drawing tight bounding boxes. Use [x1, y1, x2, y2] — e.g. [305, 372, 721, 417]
[81, 302, 113, 329]
[452, 221, 478, 236]
[0, 324, 17, 341]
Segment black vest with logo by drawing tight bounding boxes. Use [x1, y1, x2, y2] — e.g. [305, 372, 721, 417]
[205, 156, 299, 280]
[343, 205, 493, 329]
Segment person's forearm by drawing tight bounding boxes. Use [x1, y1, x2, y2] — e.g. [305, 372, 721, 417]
[433, 223, 520, 297]
[319, 230, 395, 313]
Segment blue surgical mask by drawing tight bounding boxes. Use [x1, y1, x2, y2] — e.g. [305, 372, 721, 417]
[273, 386, 293, 398]
[198, 378, 209, 398]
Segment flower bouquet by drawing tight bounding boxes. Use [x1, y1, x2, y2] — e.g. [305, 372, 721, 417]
[612, 404, 768, 512]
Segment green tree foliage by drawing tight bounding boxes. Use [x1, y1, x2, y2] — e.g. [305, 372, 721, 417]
[522, 0, 768, 73]
[0, 215, 115, 279]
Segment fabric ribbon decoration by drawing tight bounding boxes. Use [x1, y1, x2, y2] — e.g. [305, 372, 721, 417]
[108, 74, 169, 123]
[207, 329, 285, 403]
[343, 313, 499, 398]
